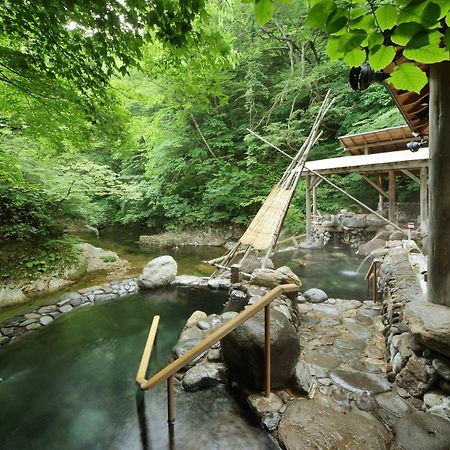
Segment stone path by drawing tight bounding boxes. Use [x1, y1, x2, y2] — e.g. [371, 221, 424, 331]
[274, 297, 450, 450]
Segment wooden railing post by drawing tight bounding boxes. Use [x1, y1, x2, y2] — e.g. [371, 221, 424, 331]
[167, 376, 175, 425]
[264, 304, 271, 397]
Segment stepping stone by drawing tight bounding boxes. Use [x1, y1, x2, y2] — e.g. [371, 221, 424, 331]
[393, 412, 450, 450]
[330, 369, 391, 395]
[344, 318, 373, 340]
[278, 399, 393, 450]
[375, 391, 414, 417]
[335, 337, 366, 351]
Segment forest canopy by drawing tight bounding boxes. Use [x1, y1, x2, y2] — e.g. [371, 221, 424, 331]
[1, 0, 418, 280]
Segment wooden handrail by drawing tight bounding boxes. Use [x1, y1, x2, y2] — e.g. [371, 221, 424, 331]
[136, 283, 299, 391]
[136, 315, 160, 385]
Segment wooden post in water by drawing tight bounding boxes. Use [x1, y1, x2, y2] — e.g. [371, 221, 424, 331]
[306, 175, 312, 242]
[264, 304, 271, 398]
[167, 376, 175, 425]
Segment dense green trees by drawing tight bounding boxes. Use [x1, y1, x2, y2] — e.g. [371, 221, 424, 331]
[0, 0, 413, 281]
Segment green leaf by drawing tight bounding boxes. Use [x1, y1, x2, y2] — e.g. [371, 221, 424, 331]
[446, 14, 450, 26]
[404, 29, 448, 63]
[349, 13, 375, 31]
[368, 45, 396, 71]
[368, 32, 384, 50]
[344, 48, 366, 67]
[339, 29, 367, 54]
[326, 36, 344, 61]
[397, 1, 440, 28]
[375, 5, 398, 31]
[387, 63, 428, 94]
[307, 0, 337, 29]
[254, 0, 274, 26]
[325, 7, 347, 34]
[445, 29, 450, 51]
[391, 22, 425, 46]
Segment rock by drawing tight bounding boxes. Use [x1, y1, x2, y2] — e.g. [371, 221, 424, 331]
[172, 275, 204, 287]
[196, 320, 210, 331]
[432, 357, 450, 381]
[247, 393, 283, 414]
[334, 337, 366, 351]
[138, 255, 177, 289]
[70, 297, 82, 307]
[330, 370, 391, 395]
[405, 300, 450, 358]
[181, 362, 227, 391]
[0, 327, 14, 337]
[342, 217, 368, 229]
[59, 304, 73, 313]
[207, 278, 221, 290]
[94, 293, 116, 303]
[374, 391, 414, 417]
[24, 313, 41, 320]
[389, 231, 407, 241]
[240, 256, 274, 273]
[396, 355, 437, 397]
[249, 267, 301, 288]
[292, 360, 313, 394]
[26, 323, 41, 330]
[221, 309, 300, 390]
[38, 305, 57, 314]
[261, 412, 281, 431]
[20, 319, 37, 327]
[275, 266, 302, 287]
[206, 348, 221, 362]
[392, 352, 406, 374]
[343, 318, 373, 339]
[397, 332, 424, 359]
[423, 391, 447, 408]
[357, 239, 387, 257]
[303, 288, 328, 303]
[278, 399, 393, 450]
[0, 288, 27, 307]
[0, 336, 10, 345]
[57, 292, 82, 306]
[39, 315, 54, 326]
[428, 397, 450, 421]
[393, 412, 450, 450]
[183, 310, 207, 331]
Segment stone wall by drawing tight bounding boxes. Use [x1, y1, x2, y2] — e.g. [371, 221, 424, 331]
[378, 243, 450, 419]
[0, 279, 139, 351]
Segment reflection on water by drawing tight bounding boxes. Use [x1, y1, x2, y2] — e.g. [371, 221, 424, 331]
[273, 247, 365, 300]
[0, 288, 280, 450]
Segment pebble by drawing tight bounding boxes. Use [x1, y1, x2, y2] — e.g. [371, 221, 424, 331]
[59, 305, 73, 313]
[40, 316, 54, 326]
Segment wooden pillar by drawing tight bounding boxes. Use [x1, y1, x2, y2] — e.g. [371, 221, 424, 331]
[306, 175, 312, 242]
[420, 167, 428, 233]
[388, 171, 396, 223]
[428, 61, 450, 306]
[377, 175, 384, 211]
[312, 176, 318, 216]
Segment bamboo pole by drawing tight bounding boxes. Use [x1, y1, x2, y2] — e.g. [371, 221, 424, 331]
[264, 304, 271, 398]
[135, 315, 160, 385]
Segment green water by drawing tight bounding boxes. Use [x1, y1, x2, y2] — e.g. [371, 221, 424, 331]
[0, 288, 279, 450]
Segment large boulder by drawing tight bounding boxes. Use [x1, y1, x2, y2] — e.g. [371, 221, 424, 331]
[405, 300, 450, 358]
[303, 288, 328, 303]
[138, 255, 177, 289]
[0, 288, 27, 307]
[221, 309, 300, 390]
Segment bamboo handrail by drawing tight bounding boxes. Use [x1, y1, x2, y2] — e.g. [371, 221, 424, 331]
[136, 283, 299, 391]
[136, 315, 160, 385]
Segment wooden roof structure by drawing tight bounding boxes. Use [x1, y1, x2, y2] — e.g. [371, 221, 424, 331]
[339, 125, 421, 156]
[304, 147, 428, 176]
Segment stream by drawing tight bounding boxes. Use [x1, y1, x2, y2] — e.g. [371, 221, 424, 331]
[0, 230, 365, 450]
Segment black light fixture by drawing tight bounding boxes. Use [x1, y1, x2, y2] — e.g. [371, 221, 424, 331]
[349, 64, 389, 91]
[407, 139, 427, 152]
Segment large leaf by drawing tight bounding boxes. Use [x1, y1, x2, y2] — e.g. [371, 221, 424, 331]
[368, 32, 384, 50]
[338, 29, 367, 54]
[254, 0, 274, 26]
[344, 48, 366, 67]
[306, 0, 337, 29]
[404, 29, 448, 63]
[368, 45, 396, 71]
[388, 63, 428, 93]
[391, 22, 425, 46]
[397, 1, 441, 28]
[375, 5, 398, 31]
[325, 7, 347, 34]
[326, 36, 344, 61]
[445, 28, 450, 51]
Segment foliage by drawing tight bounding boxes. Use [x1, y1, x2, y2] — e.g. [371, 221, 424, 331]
[0, 0, 207, 110]
[248, 0, 450, 93]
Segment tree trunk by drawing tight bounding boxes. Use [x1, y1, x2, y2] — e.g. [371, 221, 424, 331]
[428, 61, 450, 306]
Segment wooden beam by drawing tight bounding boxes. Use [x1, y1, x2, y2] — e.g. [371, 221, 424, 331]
[342, 136, 420, 153]
[377, 175, 384, 211]
[401, 169, 420, 184]
[361, 175, 388, 198]
[388, 170, 396, 223]
[312, 176, 318, 216]
[306, 175, 312, 242]
[420, 167, 428, 233]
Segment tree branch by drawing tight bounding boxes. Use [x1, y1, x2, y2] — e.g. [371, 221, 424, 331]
[190, 112, 217, 158]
